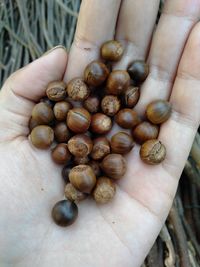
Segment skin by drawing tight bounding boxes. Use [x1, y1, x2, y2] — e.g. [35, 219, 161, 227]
[1, 0, 200, 266]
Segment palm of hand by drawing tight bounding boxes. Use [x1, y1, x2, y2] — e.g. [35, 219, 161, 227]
[1, 1, 200, 266]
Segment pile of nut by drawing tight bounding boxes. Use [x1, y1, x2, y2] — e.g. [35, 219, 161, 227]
[29, 40, 172, 227]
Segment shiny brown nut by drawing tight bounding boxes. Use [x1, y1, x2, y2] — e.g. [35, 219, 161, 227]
[84, 61, 109, 87]
[51, 200, 78, 227]
[83, 95, 100, 113]
[111, 132, 134, 154]
[29, 117, 40, 131]
[30, 125, 54, 149]
[67, 108, 91, 133]
[122, 86, 140, 108]
[128, 60, 149, 84]
[101, 154, 126, 179]
[46, 81, 66, 101]
[69, 165, 96, 193]
[88, 161, 102, 177]
[74, 156, 90, 165]
[65, 183, 87, 202]
[51, 143, 72, 165]
[140, 139, 166, 165]
[54, 122, 71, 143]
[91, 137, 110, 160]
[93, 177, 116, 204]
[106, 70, 130, 95]
[132, 121, 159, 144]
[101, 95, 121, 116]
[31, 102, 54, 125]
[115, 108, 140, 129]
[146, 100, 172, 124]
[90, 113, 112, 134]
[67, 78, 90, 101]
[100, 40, 124, 62]
[53, 101, 72, 121]
[68, 134, 93, 157]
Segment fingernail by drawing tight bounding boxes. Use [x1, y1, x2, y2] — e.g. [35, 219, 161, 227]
[42, 45, 67, 56]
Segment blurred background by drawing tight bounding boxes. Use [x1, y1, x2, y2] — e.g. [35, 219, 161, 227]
[0, 1, 199, 266]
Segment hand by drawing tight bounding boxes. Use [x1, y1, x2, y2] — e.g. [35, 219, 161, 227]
[1, 1, 200, 266]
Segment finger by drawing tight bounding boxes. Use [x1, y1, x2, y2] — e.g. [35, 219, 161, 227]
[113, 0, 160, 70]
[159, 22, 200, 178]
[135, 0, 200, 115]
[0, 47, 67, 136]
[64, 0, 121, 81]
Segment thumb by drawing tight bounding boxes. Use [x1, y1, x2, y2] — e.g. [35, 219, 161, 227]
[0, 46, 67, 140]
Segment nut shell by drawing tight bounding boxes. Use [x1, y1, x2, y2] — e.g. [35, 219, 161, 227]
[140, 139, 166, 165]
[101, 95, 121, 116]
[69, 165, 96, 193]
[30, 125, 54, 149]
[132, 121, 159, 144]
[115, 108, 140, 129]
[123, 86, 140, 108]
[106, 70, 130, 95]
[68, 134, 93, 157]
[101, 40, 123, 62]
[128, 60, 149, 83]
[101, 154, 126, 179]
[84, 61, 109, 87]
[111, 132, 134, 154]
[46, 81, 66, 101]
[67, 78, 90, 101]
[93, 177, 116, 204]
[146, 100, 172, 124]
[51, 200, 78, 227]
[67, 108, 91, 133]
[91, 137, 110, 160]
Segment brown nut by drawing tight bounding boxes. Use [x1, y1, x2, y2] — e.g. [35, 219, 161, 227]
[51, 143, 72, 165]
[132, 121, 159, 144]
[83, 95, 100, 113]
[74, 156, 90, 165]
[106, 70, 130, 95]
[140, 139, 166, 165]
[62, 165, 72, 183]
[67, 78, 90, 101]
[128, 60, 149, 84]
[65, 183, 87, 202]
[68, 134, 93, 157]
[93, 177, 116, 204]
[40, 97, 54, 108]
[146, 100, 172, 124]
[91, 137, 110, 160]
[101, 95, 121, 116]
[52, 200, 78, 227]
[101, 154, 126, 179]
[111, 132, 134, 154]
[123, 86, 140, 108]
[69, 165, 96, 193]
[30, 125, 54, 149]
[90, 113, 112, 134]
[31, 102, 54, 125]
[84, 61, 109, 87]
[67, 108, 91, 133]
[100, 40, 124, 62]
[54, 122, 71, 143]
[115, 108, 140, 129]
[46, 81, 66, 101]
[88, 161, 102, 177]
[53, 101, 72, 121]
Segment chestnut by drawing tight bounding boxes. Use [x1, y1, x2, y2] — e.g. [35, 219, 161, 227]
[100, 40, 124, 61]
[101, 95, 121, 116]
[65, 183, 87, 202]
[51, 143, 72, 165]
[93, 177, 116, 204]
[67, 77, 90, 101]
[122, 86, 140, 108]
[90, 113, 112, 134]
[132, 121, 159, 144]
[106, 70, 130, 95]
[146, 100, 172, 124]
[69, 165, 96, 193]
[54, 122, 71, 143]
[46, 81, 66, 101]
[30, 125, 54, 149]
[68, 134, 93, 157]
[91, 137, 110, 160]
[31, 102, 54, 125]
[115, 108, 140, 129]
[88, 161, 102, 177]
[84, 61, 109, 86]
[128, 60, 149, 84]
[67, 108, 91, 133]
[111, 132, 134, 154]
[83, 95, 100, 113]
[53, 101, 72, 121]
[140, 139, 166, 165]
[101, 154, 126, 179]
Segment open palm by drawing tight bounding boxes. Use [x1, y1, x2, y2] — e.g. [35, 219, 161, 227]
[1, 1, 200, 266]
